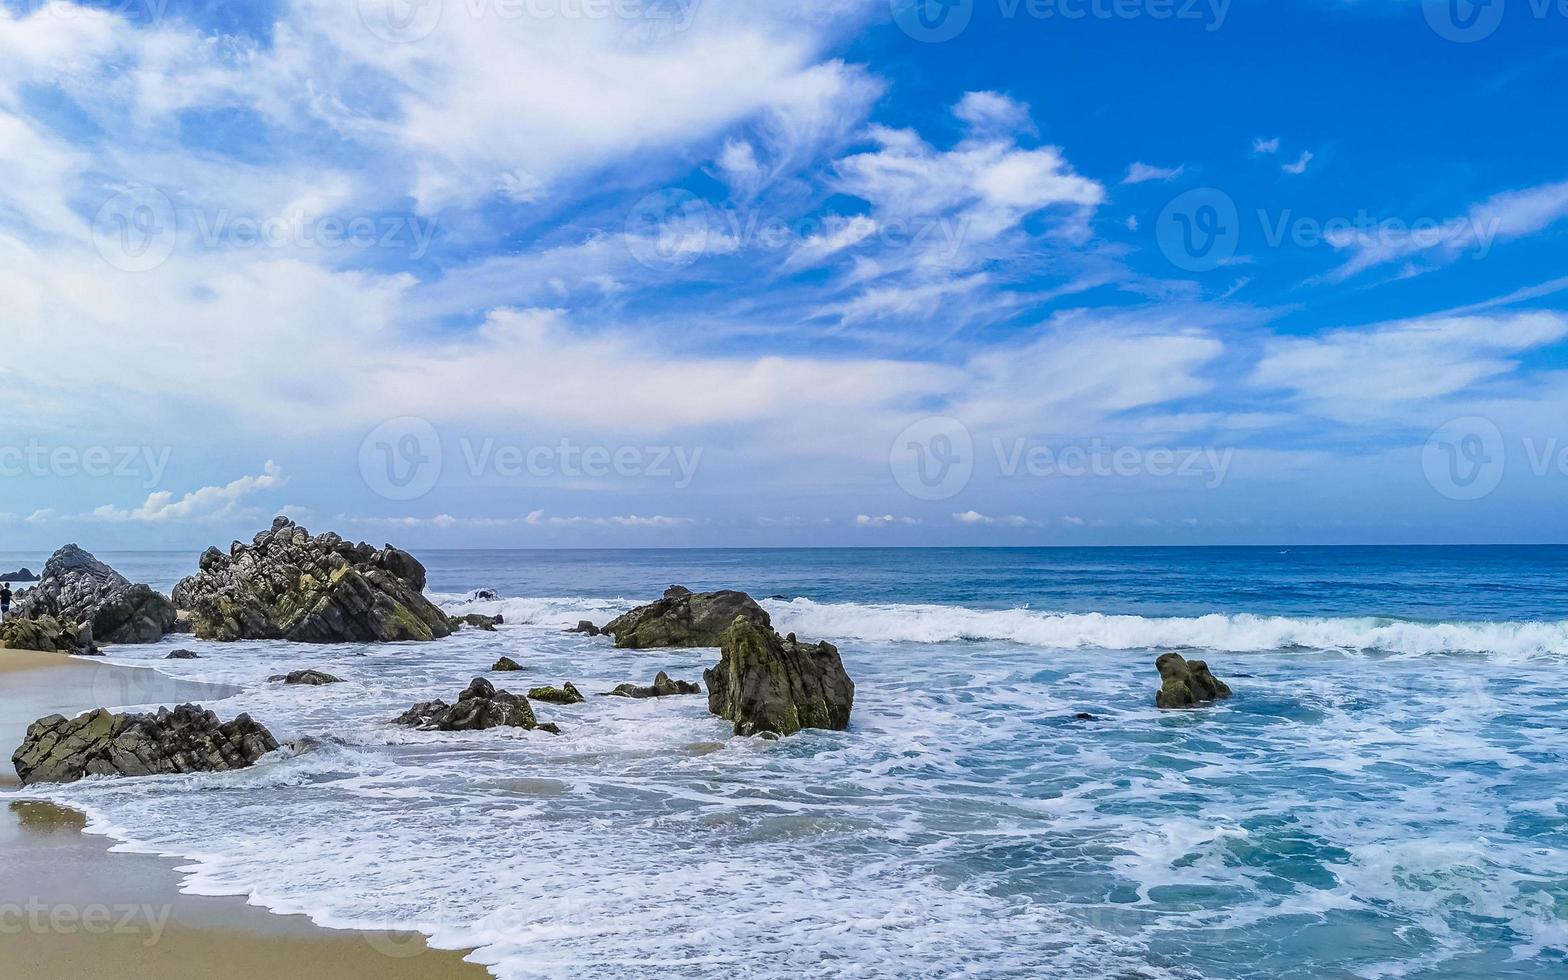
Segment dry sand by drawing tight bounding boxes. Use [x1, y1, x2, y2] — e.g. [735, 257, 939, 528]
[0, 656, 492, 979]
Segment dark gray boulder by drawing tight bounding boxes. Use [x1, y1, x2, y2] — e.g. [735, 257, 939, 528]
[603, 585, 771, 649]
[491, 656, 524, 672]
[1155, 653, 1232, 708]
[393, 677, 537, 731]
[11, 545, 175, 644]
[528, 682, 585, 704]
[269, 669, 344, 686]
[171, 518, 453, 644]
[605, 671, 703, 699]
[12, 704, 278, 785]
[706, 618, 854, 737]
[565, 620, 602, 636]
[165, 649, 201, 660]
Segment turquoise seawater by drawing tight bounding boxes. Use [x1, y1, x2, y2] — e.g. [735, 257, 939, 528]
[3, 545, 1565, 978]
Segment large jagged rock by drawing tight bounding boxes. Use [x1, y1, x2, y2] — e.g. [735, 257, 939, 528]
[392, 678, 537, 732]
[0, 615, 97, 655]
[0, 566, 38, 581]
[705, 618, 854, 737]
[12, 704, 278, 785]
[171, 518, 453, 644]
[603, 585, 771, 649]
[1154, 653, 1232, 708]
[605, 671, 702, 699]
[11, 545, 175, 644]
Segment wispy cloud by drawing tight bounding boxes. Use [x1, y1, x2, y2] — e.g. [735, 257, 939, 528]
[1123, 162, 1186, 185]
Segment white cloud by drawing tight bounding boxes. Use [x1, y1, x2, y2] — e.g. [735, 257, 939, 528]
[88, 462, 288, 523]
[953, 91, 1036, 135]
[1252, 137, 1280, 155]
[1252, 311, 1568, 422]
[1281, 150, 1314, 175]
[952, 511, 1042, 527]
[855, 514, 919, 527]
[1122, 162, 1185, 185]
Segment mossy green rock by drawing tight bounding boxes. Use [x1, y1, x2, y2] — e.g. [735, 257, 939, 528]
[172, 517, 453, 644]
[1155, 652, 1233, 708]
[13, 704, 278, 785]
[603, 586, 771, 649]
[528, 682, 585, 705]
[705, 618, 854, 737]
[0, 615, 95, 654]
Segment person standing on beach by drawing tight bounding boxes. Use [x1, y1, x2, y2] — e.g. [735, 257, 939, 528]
[0, 583, 10, 620]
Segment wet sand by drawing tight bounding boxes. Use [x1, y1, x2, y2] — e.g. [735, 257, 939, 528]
[0, 655, 492, 979]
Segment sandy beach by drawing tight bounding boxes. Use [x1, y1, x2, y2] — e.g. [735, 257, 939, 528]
[0, 649, 490, 979]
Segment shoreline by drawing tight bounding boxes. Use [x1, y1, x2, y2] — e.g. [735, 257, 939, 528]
[0, 653, 491, 979]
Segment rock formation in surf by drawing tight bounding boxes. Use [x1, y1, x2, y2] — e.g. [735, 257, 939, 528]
[393, 677, 538, 732]
[171, 517, 453, 644]
[705, 618, 854, 737]
[603, 585, 771, 649]
[604, 671, 701, 699]
[270, 669, 344, 686]
[13, 705, 278, 785]
[11, 544, 175, 645]
[1154, 653, 1232, 708]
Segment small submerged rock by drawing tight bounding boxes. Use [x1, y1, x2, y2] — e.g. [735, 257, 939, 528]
[564, 620, 602, 637]
[393, 677, 537, 732]
[1154, 653, 1232, 709]
[1074, 712, 1097, 721]
[470, 589, 500, 601]
[706, 619, 854, 737]
[452, 613, 503, 632]
[602, 585, 771, 649]
[528, 682, 585, 705]
[491, 656, 524, 672]
[165, 649, 201, 660]
[269, 669, 344, 686]
[605, 671, 702, 699]
[12, 704, 278, 785]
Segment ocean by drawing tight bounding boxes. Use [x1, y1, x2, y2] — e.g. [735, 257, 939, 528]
[3, 545, 1566, 978]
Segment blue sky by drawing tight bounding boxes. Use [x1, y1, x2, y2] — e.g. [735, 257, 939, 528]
[2, 0, 1567, 550]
